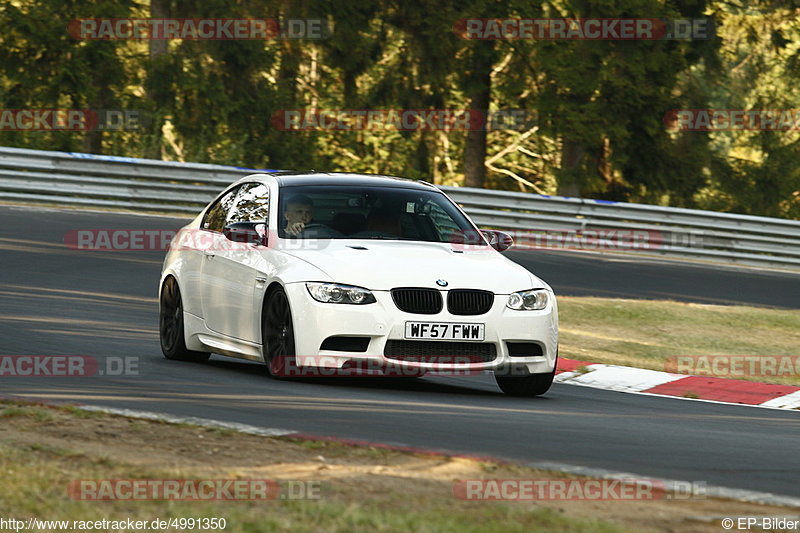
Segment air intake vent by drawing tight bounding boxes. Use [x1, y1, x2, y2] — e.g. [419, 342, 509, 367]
[320, 336, 370, 352]
[391, 288, 443, 314]
[447, 289, 494, 315]
[506, 342, 544, 357]
[384, 340, 497, 363]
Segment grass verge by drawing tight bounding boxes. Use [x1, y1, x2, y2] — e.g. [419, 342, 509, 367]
[0, 400, 793, 533]
[558, 296, 800, 385]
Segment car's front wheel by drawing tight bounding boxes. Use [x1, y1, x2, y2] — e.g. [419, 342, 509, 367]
[494, 354, 557, 397]
[262, 286, 297, 378]
[159, 277, 210, 362]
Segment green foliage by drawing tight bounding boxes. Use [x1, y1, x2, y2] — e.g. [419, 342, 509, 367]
[0, 0, 797, 218]
[0, 0, 138, 152]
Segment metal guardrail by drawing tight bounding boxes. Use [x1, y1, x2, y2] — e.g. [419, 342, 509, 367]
[441, 187, 800, 269]
[0, 146, 259, 212]
[0, 146, 798, 270]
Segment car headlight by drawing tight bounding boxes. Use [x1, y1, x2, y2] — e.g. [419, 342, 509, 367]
[306, 282, 376, 305]
[506, 289, 550, 310]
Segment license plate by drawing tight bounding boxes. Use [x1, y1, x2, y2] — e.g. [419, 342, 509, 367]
[404, 322, 485, 341]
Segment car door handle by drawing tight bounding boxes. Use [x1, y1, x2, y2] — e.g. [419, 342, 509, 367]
[204, 251, 216, 258]
[255, 276, 268, 283]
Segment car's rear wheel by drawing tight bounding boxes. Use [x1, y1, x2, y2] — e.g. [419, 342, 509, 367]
[262, 286, 296, 378]
[494, 354, 557, 397]
[159, 277, 210, 362]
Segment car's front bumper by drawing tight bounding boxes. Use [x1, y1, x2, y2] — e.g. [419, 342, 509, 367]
[284, 282, 558, 375]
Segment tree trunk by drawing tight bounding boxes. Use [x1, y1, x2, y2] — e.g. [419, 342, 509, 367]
[83, 77, 112, 154]
[143, 0, 169, 159]
[277, 0, 303, 108]
[149, 0, 168, 59]
[463, 45, 493, 188]
[556, 138, 585, 197]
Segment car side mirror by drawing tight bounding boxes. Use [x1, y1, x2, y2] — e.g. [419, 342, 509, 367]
[481, 230, 513, 252]
[450, 229, 485, 246]
[223, 222, 267, 246]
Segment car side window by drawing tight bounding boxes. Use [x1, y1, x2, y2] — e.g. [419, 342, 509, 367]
[229, 182, 270, 225]
[202, 186, 239, 232]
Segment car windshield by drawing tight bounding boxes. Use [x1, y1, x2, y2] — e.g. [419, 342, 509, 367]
[277, 185, 481, 243]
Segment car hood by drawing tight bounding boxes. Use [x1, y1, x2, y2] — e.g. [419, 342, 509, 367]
[277, 239, 544, 293]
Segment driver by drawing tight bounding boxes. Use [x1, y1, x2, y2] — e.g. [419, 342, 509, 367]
[283, 194, 314, 236]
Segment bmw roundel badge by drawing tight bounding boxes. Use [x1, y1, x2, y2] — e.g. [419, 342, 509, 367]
[436, 279, 448, 287]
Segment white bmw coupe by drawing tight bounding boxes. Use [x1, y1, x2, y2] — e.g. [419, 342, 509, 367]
[159, 172, 559, 396]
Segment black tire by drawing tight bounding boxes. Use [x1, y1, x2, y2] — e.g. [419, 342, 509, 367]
[494, 354, 557, 397]
[159, 277, 210, 362]
[262, 286, 297, 378]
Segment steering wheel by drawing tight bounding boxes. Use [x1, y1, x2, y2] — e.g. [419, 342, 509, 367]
[285, 223, 324, 237]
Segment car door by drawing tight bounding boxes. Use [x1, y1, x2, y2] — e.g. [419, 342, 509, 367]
[179, 185, 239, 318]
[200, 182, 270, 341]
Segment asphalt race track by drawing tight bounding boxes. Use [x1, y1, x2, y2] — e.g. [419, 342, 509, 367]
[1, 205, 799, 498]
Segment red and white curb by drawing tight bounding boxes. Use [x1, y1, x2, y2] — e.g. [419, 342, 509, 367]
[556, 358, 800, 410]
